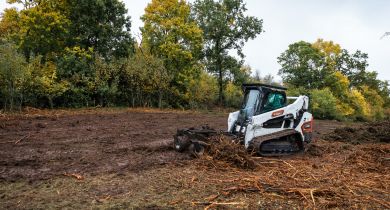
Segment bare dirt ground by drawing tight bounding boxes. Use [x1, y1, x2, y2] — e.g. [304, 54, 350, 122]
[0, 108, 389, 209]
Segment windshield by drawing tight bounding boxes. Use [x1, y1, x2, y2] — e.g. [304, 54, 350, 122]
[241, 89, 261, 117]
[262, 92, 285, 112]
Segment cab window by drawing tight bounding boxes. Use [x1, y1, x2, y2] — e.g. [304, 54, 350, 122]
[242, 89, 261, 117]
[262, 92, 285, 113]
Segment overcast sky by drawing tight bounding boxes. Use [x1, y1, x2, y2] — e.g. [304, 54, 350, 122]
[1, 0, 389, 81]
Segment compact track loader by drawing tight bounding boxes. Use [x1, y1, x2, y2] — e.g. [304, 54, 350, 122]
[174, 83, 313, 156]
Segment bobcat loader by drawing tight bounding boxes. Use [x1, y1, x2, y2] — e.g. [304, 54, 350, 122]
[173, 83, 313, 156]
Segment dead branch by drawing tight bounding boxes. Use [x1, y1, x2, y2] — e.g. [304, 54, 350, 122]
[63, 173, 84, 180]
[14, 134, 31, 144]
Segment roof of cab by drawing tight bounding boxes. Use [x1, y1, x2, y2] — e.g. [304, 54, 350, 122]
[242, 83, 287, 91]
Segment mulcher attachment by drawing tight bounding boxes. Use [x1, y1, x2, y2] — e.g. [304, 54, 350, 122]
[173, 125, 218, 156]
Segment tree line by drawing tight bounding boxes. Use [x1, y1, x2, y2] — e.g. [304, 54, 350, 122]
[0, 0, 265, 110]
[279, 39, 390, 120]
[0, 0, 389, 120]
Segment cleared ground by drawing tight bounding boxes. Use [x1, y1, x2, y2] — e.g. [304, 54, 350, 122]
[0, 108, 388, 209]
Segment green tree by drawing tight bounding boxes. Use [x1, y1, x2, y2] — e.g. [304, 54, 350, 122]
[378, 81, 390, 107]
[65, 0, 134, 59]
[229, 63, 250, 86]
[310, 88, 340, 120]
[278, 40, 380, 91]
[6, 0, 39, 9]
[360, 85, 385, 119]
[187, 71, 218, 108]
[141, 0, 203, 106]
[120, 45, 170, 108]
[2, 1, 70, 60]
[26, 57, 68, 108]
[56, 46, 94, 107]
[278, 41, 329, 89]
[279, 39, 389, 120]
[336, 49, 371, 88]
[224, 81, 243, 108]
[92, 56, 121, 107]
[0, 8, 20, 40]
[4, 0, 134, 60]
[0, 42, 27, 110]
[192, 0, 263, 105]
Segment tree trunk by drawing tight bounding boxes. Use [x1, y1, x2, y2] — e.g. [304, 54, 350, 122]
[48, 96, 54, 109]
[131, 89, 135, 107]
[158, 91, 162, 109]
[9, 82, 14, 111]
[216, 39, 224, 106]
[19, 93, 23, 111]
[99, 95, 104, 107]
[217, 56, 224, 106]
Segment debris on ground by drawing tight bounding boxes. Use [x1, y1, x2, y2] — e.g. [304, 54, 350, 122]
[1, 110, 389, 209]
[199, 135, 257, 169]
[325, 120, 390, 144]
[63, 173, 84, 180]
[189, 121, 390, 209]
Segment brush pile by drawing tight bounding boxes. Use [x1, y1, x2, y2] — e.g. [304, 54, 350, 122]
[200, 135, 257, 169]
[189, 125, 390, 209]
[325, 120, 390, 143]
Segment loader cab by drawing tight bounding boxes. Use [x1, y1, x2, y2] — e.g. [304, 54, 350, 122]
[238, 84, 287, 123]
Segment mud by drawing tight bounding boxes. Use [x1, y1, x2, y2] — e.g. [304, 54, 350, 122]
[0, 109, 226, 181]
[325, 120, 390, 144]
[0, 109, 388, 209]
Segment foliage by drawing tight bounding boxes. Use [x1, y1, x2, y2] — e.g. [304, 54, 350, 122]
[4, 0, 134, 60]
[347, 88, 370, 120]
[278, 41, 328, 89]
[0, 42, 28, 110]
[309, 88, 340, 120]
[187, 71, 218, 108]
[2, 1, 70, 60]
[92, 56, 121, 107]
[360, 85, 385, 119]
[0, 8, 20, 40]
[378, 81, 390, 107]
[229, 64, 251, 86]
[56, 47, 94, 107]
[141, 0, 203, 106]
[285, 86, 309, 98]
[312, 38, 341, 69]
[1, 1, 388, 117]
[65, 0, 134, 59]
[192, 0, 263, 105]
[224, 81, 243, 108]
[26, 57, 68, 108]
[325, 71, 350, 99]
[249, 69, 280, 87]
[120, 45, 170, 108]
[279, 39, 390, 121]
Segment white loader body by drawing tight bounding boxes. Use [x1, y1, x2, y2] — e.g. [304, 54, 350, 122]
[228, 95, 313, 149]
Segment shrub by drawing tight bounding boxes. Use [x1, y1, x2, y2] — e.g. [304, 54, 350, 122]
[0, 42, 28, 111]
[360, 85, 385, 120]
[187, 72, 218, 109]
[225, 82, 243, 108]
[348, 88, 371, 121]
[309, 88, 341, 120]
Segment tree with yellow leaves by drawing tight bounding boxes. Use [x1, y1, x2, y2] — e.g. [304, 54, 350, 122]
[141, 0, 203, 106]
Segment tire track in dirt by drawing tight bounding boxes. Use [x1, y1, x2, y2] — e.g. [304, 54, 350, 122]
[0, 110, 226, 181]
